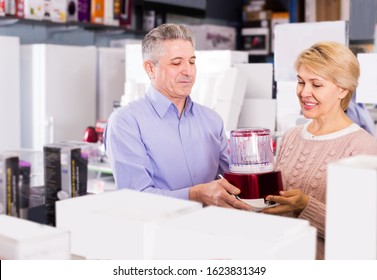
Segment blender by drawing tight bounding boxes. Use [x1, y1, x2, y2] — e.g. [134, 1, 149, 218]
[224, 128, 283, 199]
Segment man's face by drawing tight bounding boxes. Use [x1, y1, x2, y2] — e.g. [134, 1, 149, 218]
[146, 39, 196, 102]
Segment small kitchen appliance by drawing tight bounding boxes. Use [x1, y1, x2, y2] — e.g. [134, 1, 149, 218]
[224, 128, 283, 199]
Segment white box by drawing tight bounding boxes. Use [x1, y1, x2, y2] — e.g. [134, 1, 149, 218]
[212, 67, 247, 131]
[20, 44, 96, 150]
[326, 155, 377, 259]
[97, 47, 125, 120]
[0, 214, 70, 259]
[356, 53, 377, 104]
[50, 0, 67, 22]
[190, 51, 248, 131]
[56, 189, 202, 259]
[274, 21, 347, 81]
[0, 35, 21, 150]
[153, 206, 316, 259]
[24, 0, 44, 20]
[237, 63, 273, 99]
[238, 98, 276, 132]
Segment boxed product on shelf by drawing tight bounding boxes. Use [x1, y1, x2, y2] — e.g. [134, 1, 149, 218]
[18, 160, 31, 219]
[78, 0, 91, 22]
[0, 150, 45, 220]
[0, 214, 70, 259]
[90, 0, 104, 24]
[0, 152, 19, 217]
[24, 0, 45, 20]
[44, 142, 88, 226]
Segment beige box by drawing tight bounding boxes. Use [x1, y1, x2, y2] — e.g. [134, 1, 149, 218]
[0, 214, 70, 259]
[56, 189, 202, 259]
[153, 206, 317, 259]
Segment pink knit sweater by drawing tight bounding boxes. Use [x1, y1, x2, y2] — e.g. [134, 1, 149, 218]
[275, 124, 377, 260]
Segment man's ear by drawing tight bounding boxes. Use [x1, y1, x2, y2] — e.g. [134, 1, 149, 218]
[143, 61, 155, 79]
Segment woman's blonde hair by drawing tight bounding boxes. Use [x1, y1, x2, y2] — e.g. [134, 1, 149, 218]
[294, 41, 360, 110]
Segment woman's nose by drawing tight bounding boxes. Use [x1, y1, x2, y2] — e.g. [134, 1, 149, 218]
[299, 84, 312, 97]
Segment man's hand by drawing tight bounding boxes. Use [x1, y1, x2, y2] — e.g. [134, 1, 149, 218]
[189, 177, 252, 211]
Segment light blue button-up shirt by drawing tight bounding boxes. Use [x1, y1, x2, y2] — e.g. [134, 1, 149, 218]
[104, 86, 229, 200]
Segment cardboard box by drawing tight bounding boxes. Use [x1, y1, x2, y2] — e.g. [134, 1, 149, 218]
[326, 155, 377, 259]
[0, 214, 70, 259]
[153, 206, 316, 259]
[56, 189, 202, 259]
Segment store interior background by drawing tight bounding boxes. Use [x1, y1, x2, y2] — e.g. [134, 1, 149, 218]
[2, 0, 377, 151]
[1, 0, 377, 260]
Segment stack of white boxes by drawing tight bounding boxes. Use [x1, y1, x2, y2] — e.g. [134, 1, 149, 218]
[192, 50, 249, 132]
[236, 63, 276, 132]
[56, 188, 317, 259]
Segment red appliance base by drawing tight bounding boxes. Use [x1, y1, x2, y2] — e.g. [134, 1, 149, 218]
[224, 170, 283, 199]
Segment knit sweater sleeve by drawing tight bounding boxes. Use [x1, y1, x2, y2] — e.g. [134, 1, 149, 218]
[299, 196, 326, 238]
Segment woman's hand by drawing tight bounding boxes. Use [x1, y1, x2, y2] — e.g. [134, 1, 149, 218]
[262, 189, 309, 215]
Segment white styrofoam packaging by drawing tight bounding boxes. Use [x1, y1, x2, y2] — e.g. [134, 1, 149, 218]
[212, 67, 247, 131]
[0, 35, 21, 150]
[0, 214, 70, 259]
[153, 206, 317, 260]
[56, 189, 202, 259]
[326, 155, 377, 260]
[237, 98, 276, 132]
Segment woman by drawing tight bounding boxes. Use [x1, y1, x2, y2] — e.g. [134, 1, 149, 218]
[263, 41, 377, 259]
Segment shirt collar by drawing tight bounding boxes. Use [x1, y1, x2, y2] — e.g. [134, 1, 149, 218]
[146, 85, 194, 118]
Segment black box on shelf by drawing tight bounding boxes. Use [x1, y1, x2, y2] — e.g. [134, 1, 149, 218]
[44, 143, 88, 226]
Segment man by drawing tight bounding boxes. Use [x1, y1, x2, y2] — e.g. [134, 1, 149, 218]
[104, 23, 250, 210]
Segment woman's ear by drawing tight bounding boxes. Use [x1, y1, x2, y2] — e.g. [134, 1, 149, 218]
[143, 60, 155, 80]
[338, 87, 349, 100]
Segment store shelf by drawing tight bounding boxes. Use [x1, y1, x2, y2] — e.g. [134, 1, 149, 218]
[0, 15, 144, 35]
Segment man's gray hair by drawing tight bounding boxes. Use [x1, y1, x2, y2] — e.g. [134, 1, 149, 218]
[142, 23, 195, 63]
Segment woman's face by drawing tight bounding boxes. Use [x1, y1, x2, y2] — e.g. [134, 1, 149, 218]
[296, 65, 346, 120]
